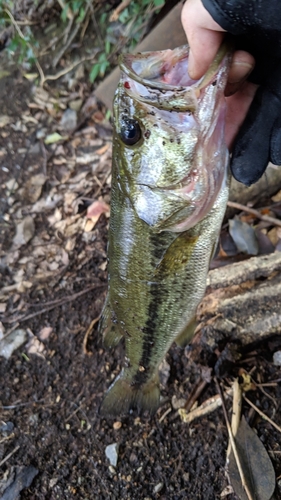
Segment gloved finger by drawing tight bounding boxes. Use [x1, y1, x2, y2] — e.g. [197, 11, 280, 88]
[270, 122, 281, 165]
[225, 50, 255, 96]
[230, 87, 280, 186]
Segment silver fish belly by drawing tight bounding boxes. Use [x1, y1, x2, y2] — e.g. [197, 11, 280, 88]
[99, 44, 231, 417]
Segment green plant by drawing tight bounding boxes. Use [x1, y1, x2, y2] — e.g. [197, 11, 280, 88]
[0, 0, 166, 84]
[0, 4, 39, 68]
[88, 0, 165, 83]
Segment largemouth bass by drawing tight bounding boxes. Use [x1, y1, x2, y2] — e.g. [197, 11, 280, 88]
[99, 43, 231, 416]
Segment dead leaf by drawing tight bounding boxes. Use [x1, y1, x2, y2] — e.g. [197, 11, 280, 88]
[267, 227, 281, 246]
[99, 261, 107, 271]
[255, 229, 275, 255]
[0, 115, 12, 128]
[5, 178, 19, 192]
[45, 132, 68, 144]
[228, 416, 275, 500]
[13, 216, 35, 247]
[0, 303, 7, 313]
[38, 327, 53, 340]
[86, 200, 110, 228]
[26, 336, 45, 358]
[20, 173, 47, 203]
[229, 218, 259, 255]
[271, 189, 281, 202]
[0, 329, 28, 359]
[96, 143, 109, 155]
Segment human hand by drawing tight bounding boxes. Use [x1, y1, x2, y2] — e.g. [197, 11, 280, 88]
[182, 0, 281, 186]
[181, 0, 256, 151]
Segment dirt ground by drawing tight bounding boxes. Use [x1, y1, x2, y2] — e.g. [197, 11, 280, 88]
[1, 60, 281, 499]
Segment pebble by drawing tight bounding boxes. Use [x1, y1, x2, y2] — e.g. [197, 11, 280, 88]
[105, 443, 119, 467]
[171, 395, 186, 410]
[273, 351, 281, 366]
[129, 452, 138, 464]
[153, 482, 164, 494]
[69, 99, 83, 111]
[113, 421, 122, 430]
[0, 421, 14, 436]
[60, 108, 77, 131]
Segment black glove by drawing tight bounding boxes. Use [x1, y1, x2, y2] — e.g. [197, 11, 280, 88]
[202, 0, 281, 186]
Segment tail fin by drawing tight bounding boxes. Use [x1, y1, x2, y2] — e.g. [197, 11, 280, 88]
[99, 370, 160, 417]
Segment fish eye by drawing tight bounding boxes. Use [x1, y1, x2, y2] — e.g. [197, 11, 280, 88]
[120, 117, 142, 146]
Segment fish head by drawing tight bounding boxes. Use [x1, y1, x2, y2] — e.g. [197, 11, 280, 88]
[113, 44, 231, 232]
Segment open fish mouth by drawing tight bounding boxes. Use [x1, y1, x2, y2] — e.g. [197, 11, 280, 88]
[119, 43, 231, 112]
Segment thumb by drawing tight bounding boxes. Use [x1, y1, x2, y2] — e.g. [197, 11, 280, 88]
[188, 29, 225, 79]
[181, 0, 225, 79]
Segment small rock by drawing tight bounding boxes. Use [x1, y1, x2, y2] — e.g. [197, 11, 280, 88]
[36, 129, 47, 139]
[13, 216, 35, 247]
[0, 421, 14, 436]
[0, 329, 28, 359]
[105, 443, 119, 467]
[29, 142, 41, 154]
[129, 452, 138, 464]
[113, 421, 122, 430]
[273, 351, 281, 366]
[183, 472, 190, 482]
[171, 395, 186, 410]
[60, 108, 77, 131]
[153, 482, 164, 494]
[69, 99, 83, 111]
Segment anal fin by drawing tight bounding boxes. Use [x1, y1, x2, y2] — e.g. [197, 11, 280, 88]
[99, 296, 123, 348]
[175, 316, 197, 348]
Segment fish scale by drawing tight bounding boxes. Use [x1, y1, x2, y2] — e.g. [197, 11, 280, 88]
[99, 43, 231, 417]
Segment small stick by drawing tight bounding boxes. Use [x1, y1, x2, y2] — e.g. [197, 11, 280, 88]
[184, 379, 208, 412]
[82, 315, 100, 354]
[178, 387, 232, 424]
[44, 53, 98, 83]
[158, 407, 172, 423]
[110, 0, 131, 22]
[227, 200, 281, 228]
[243, 395, 281, 434]
[52, 9, 86, 68]
[215, 378, 254, 500]
[227, 378, 242, 459]
[2, 284, 106, 324]
[0, 434, 15, 444]
[0, 445, 20, 467]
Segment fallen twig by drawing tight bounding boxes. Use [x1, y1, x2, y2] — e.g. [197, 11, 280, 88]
[243, 395, 281, 434]
[52, 9, 87, 68]
[227, 378, 242, 459]
[82, 315, 100, 354]
[44, 53, 98, 84]
[178, 387, 232, 424]
[215, 378, 254, 500]
[184, 379, 208, 412]
[110, 0, 131, 22]
[0, 445, 20, 467]
[2, 284, 106, 324]
[227, 200, 281, 228]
